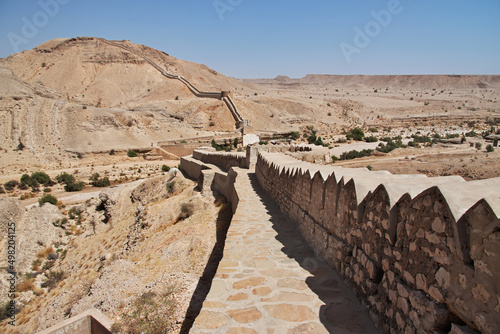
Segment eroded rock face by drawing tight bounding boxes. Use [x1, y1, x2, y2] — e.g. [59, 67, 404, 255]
[15, 204, 63, 273]
[0, 173, 227, 334]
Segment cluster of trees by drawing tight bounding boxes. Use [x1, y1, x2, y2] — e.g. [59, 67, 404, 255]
[56, 172, 85, 192]
[2, 171, 55, 193]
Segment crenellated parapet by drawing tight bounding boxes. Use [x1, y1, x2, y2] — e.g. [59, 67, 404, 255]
[256, 151, 500, 334]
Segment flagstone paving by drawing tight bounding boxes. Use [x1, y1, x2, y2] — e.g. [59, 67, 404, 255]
[191, 169, 379, 333]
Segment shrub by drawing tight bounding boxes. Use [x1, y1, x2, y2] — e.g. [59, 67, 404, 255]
[127, 150, 138, 157]
[259, 140, 268, 145]
[179, 203, 195, 220]
[31, 171, 52, 186]
[211, 139, 225, 151]
[54, 217, 68, 227]
[56, 172, 75, 185]
[16, 278, 35, 293]
[64, 181, 85, 192]
[475, 142, 482, 150]
[17, 139, 25, 151]
[0, 301, 21, 322]
[209, 121, 215, 127]
[90, 173, 110, 187]
[39, 194, 58, 206]
[233, 138, 239, 148]
[340, 149, 373, 160]
[332, 156, 339, 163]
[41, 270, 66, 291]
[20, 174, 33, 186]
[19, 192, 36, 200]
[365, 136, 378, 143]
[368, 128, 378, 133]
[4, 180, 19, 191]
[346, 127, 365, 141]
[161, 165, 170, 172]
[306, 128, 328, 147]
[376, 139, 406, 153]
[68, 207, 82, 220]
[166, 181, 175, 194]
[290, 131, 300, 140]
[109, 149, 115, 155]
[486, 144, 494, 152]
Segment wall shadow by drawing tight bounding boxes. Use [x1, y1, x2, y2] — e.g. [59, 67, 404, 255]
[179, 196, 233, 334]
[247, 173, 379, 334]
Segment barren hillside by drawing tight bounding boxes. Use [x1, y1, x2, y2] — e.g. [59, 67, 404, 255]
[0, 173, 231, 333]
[1, 36, 499, 175]
[0, 37, 263, 173]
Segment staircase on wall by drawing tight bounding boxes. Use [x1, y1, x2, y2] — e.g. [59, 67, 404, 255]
[97, 38, 247, 130]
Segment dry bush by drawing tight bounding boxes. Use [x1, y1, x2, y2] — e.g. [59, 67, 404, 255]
[111, 285, 178, 334]
[37, 246, 55, 259]
[31, 259, 41, 271]
[41, 270, 66, 291]
[178, 203, 195, 221]
[16, 278, 35, 292]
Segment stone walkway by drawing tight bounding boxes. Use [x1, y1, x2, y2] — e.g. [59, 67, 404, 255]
[191, 169, 379, 333]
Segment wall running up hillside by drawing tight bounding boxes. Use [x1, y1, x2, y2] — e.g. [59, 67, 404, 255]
[98, 38, 246, 128]
[255, 151, 500, 334]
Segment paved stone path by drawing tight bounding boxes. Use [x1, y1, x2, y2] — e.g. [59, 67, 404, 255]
[191, 169, 379, 333]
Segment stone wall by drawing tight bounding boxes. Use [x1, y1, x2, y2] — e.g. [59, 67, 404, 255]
[192, 150, 247, 171]
[179, 155, 239, 213]
[255, 151, 500, 334]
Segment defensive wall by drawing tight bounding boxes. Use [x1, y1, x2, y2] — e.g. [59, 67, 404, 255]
[180, 146, 500, 334]
[255, 151, 499, 334]
[97, 38, 247, 130]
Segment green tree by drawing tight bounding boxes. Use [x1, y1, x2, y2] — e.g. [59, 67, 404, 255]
[127, 150, 138, 157]
[31, 171, 52, 186]
[56, 172, 75, 185]
[290, 131, 300, 140]
[346, 127, 365, 141]
[39, 194, 58, 206]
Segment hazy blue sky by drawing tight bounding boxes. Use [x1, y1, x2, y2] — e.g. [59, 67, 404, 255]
[0, 0, 499, 78]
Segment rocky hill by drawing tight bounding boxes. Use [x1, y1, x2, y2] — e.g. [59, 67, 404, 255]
[0, 37, 266, 172]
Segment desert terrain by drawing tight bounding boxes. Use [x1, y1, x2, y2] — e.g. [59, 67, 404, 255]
[1, 37, 500, 333]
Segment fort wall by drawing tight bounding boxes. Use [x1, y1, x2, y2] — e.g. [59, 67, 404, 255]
[255, 151, 500, 334]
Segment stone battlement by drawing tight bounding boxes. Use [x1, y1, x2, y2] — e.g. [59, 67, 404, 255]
[255, 151, 500, 334]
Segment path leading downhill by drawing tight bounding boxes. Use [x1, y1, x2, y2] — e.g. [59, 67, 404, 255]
[191, 169, 379, 333]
